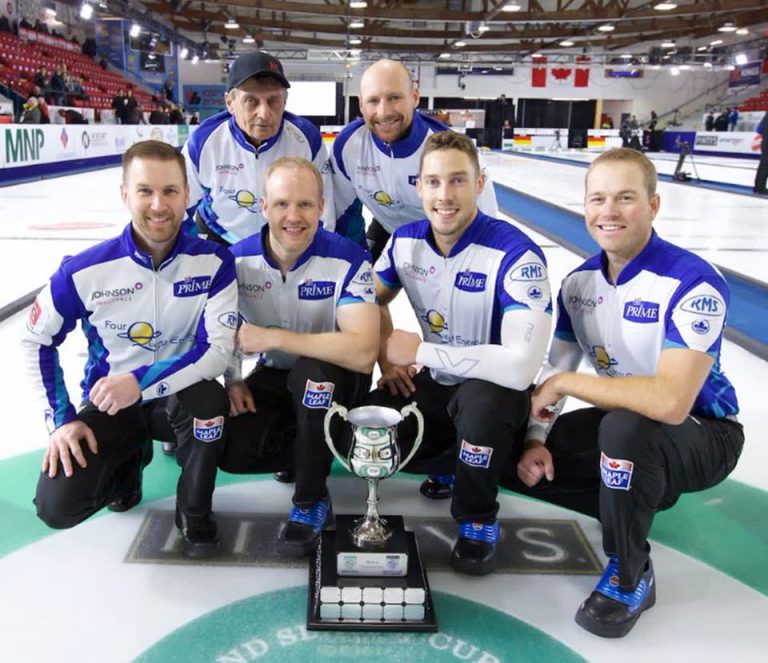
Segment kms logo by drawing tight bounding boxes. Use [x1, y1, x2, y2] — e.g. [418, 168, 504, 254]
[681, 294, 724, 317]
[5, 129, 45, 164]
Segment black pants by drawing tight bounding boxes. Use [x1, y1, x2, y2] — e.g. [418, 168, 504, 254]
[366, 218, 392, 265]
[364, 370, 530, 523]
[500, 407, 744, 589]
[220, 357, 372, 508]
[754, 152, 768, 193]
[35, 380, 228, 529]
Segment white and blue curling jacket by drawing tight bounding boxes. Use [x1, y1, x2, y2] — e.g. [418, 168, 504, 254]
[555, 231, 738, 418]
[230, 225, 376, 372]
[182, 109, 335, 244]
[331, 111, 499, 244]
[23, 224, 238, 432]
[376, 211, 552, 387]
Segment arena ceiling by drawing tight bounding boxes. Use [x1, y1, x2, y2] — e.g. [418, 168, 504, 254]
[83, 0, 768, 66]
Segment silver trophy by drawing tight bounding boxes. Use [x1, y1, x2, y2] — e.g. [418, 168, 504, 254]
[323, 403, 424, 548]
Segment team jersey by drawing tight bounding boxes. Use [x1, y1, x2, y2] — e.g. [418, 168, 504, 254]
[23, 223, 238, 433]
[376, 211, 551, 386]
[230, 225, 376, 372]
[182, 109, 335, 244]
[331, 111, 499, 241]
[555, 231, 738, 418]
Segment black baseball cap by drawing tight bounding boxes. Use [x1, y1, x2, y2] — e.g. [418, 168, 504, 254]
[227, 51, 290, 91]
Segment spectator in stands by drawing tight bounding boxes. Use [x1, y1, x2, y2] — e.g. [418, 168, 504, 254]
[163, 79, 174, 102]
[33, 66, 50, 94]
[82, 37, 97, 58]
[728, 107, 740, 132]
[125, 104, 144, 125]
[705, 111, 715, 132]
[648, 110, 658, 131]
[58, 108, 88, 124]
[98, 54, 108, 70]
[0, 14, 12, 34]
[20, 96, 41, 124]
[69, 75, 87, 102]
[111, 89, 127, 124]
[714, 110, 729, 132]
[187, 90, 201, 106]
[37, 96, 50, 124]
[49, 65, 66, 105]
[149, 103, 168, 125]
[754, 112, 768, 196]
[125, 88, 138, 120]
[168, 103, 185, 125]
[189, 111, 200, 125]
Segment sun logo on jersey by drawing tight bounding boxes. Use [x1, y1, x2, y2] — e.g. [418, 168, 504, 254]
[229, 189, 260, 213]
[118, 321, 161, 351]
[589, 345, 618, 372]
[373, 191, 394, 207]
[421, 309, 448, 336]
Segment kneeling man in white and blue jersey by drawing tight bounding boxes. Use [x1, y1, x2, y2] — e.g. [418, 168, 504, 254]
[24, 141, 238, 559]
[221, 157, 379, 557]
[367, 131, 553, 576]
[506, 148, 744, 637]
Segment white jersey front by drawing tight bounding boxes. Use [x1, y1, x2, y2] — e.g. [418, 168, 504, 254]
[331, 112, 499, 242]
[556, 231, 738, 418]
[376, 212, 551, 386]
[182, 109, 335, 244]
[230, 226, 376, 371]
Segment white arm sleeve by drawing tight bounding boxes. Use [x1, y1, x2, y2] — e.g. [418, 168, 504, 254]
[415, 308, 551, 391]
[526, 336, 584, 441]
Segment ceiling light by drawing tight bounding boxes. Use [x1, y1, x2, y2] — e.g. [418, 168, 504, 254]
[349, 19, 364, 28]
[224, 18, 239, 29]
[79, 2, 93, 19]
[192, 54, 199, 64]
[180, 47, 188, 58]
[621, 53, 632, 58]
[718, 23, 737, 33]
[478, 24, 490, 33]
[243, 35, 255, 44]
[348, 37, 362, 45]
[597, 24, 615, 32]
[130, 23, 140, 37]
[661, 40, 675, 48]
[736, 28, 748, 35]
[501, 2, 522, 11]
[697, 46, 707, 52]
[454, 41, 466, 47]
[559, 40, 574, 47]
[653, 2, 677, 9]
[439, 52, 450, 58]
[734, 52, 748, 65]
[350, 1, 368, 7]
[709, 39, 723, 46]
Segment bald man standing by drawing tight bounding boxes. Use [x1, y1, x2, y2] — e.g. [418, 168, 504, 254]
[331, 59, 499, 259]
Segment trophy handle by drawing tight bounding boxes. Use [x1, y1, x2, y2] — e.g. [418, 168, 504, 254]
[324, 402, 352, 472]
[396, 402, 424, 473]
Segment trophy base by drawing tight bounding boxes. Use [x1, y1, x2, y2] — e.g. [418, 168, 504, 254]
[336, 514, 409, 576]
[307, 528, 437, 632]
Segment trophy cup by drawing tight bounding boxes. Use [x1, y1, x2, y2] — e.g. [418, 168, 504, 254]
[306, 403, 437, 632]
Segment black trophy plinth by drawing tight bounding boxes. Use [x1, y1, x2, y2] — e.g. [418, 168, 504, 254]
[307, 516, 437, 632]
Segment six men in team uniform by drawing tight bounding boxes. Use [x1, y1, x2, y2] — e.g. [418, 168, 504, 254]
[25, 50, 744, 638]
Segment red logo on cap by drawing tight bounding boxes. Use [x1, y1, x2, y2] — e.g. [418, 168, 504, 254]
[270, 62, 280, 73]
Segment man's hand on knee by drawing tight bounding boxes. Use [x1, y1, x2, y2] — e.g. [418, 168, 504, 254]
[228, 381, 256, 416]
[44, 420, 98, 479]
[517, 440, 554, 487]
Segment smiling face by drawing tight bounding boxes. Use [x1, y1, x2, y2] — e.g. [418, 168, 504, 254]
[359, 60, 420, 144]
[262, 160, 324, 269]
[584, 160, 660, 279]
[226, 77, 287, 146]
[417, 147, 483, 255]
[121, 156, 189, 262]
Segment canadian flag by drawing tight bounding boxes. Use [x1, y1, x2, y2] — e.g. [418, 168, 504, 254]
[551, 67, 573, 84]
[531, 55, 547, 87]
[575, 56, 590, 87]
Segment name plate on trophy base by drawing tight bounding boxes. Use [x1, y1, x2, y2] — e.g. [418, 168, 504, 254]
[335, 515, 409, 576]
[307, 528, 437, 632]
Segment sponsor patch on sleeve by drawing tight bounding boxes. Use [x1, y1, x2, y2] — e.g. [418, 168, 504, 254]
[193, 416, 224, 442]
[459, 440, 493, 469]
[302, 380, 335, 409]
[600, 452, 634, 490]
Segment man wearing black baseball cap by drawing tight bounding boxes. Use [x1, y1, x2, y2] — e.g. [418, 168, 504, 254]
[181, 50, 336, 246]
